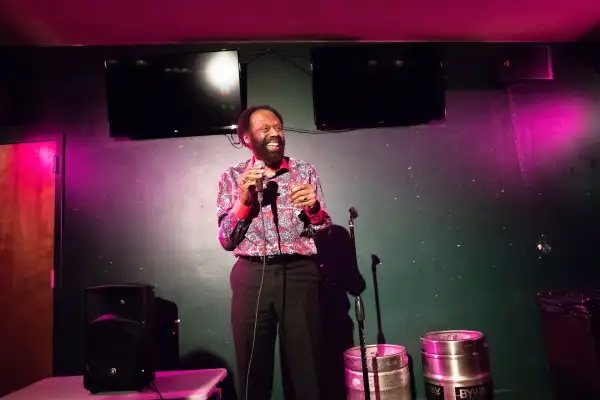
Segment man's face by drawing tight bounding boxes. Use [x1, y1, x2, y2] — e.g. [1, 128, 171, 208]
[244, 109, 285, 164]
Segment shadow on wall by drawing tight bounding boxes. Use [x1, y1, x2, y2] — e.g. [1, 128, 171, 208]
[314, 224, 367, 400]
[179, 349, 238, 400]
[154, 297, 180, 371]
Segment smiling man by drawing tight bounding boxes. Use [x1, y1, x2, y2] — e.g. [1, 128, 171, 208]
[217, 105, 332, 399]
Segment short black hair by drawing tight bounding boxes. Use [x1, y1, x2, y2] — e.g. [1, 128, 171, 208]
[237, 105, 284, 145]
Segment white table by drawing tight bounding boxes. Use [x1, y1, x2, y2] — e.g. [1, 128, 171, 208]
[1, 369, 227, 400]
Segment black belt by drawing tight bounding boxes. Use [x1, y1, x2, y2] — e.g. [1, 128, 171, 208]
[239, 254, 310, 265]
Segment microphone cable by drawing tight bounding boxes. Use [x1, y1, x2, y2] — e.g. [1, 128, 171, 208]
[245, 190, 268, 400]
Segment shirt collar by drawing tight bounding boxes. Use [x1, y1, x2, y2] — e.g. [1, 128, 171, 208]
[251, 156, 289, 172]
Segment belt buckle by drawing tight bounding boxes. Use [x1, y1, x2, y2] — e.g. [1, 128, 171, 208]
[264, 255, 276, 264]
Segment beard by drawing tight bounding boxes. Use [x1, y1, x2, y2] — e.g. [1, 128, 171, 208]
[250, 136, 285, 165]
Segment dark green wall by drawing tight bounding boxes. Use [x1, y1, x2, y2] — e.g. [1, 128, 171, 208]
[2, 44, 600, 400]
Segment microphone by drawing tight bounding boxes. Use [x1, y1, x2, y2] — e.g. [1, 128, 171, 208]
[355, 295, 365, 322]
[254, 160, 265, 192]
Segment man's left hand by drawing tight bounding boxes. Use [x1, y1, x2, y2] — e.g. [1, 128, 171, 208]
[290, 183, 318, 210]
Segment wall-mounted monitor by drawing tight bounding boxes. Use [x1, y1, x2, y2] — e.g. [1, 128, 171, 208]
[105, 50, 246, 139]
[311, 43, 446, 130]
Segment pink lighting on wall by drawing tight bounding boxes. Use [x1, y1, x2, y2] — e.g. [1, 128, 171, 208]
[510, 89, 591, 181]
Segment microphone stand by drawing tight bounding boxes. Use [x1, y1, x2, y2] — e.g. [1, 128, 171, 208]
[348, 207, 371, 400]
[371, 254, 385, 345]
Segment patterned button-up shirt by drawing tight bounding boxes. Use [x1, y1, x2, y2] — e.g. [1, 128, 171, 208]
[217, 156, 332, 257]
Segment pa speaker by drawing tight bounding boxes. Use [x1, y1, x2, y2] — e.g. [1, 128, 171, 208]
[83, 284, 156, 394]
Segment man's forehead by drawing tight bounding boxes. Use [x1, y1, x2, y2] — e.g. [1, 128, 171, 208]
[250, 110, 281, 126]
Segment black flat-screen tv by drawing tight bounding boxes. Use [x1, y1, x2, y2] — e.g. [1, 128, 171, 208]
[311, 43, 446, 130]
[105, 50, 245, 138]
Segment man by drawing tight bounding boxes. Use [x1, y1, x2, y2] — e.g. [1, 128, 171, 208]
[217, 105, 332, 399]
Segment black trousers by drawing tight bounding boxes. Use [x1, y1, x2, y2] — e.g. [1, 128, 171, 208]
[230, 255, 321, 400]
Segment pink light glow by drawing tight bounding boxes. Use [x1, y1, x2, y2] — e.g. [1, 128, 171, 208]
[510, 90, 591, 178]
[37, 145, 56, 171]
[12, 141, 57, 180]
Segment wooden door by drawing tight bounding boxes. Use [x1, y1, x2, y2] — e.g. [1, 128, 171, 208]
[0, 141, 57, 397]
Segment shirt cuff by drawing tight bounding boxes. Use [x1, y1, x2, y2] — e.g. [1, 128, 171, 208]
[233, 199, 252, 220]
[304, 204, 323, 224]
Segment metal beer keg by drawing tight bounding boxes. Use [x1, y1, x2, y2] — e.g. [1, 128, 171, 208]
[345, 344, 412, 400]
[421, 330, 493, 400]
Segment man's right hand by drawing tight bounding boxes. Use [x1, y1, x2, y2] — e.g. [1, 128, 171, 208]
[236, 165, 265, 205]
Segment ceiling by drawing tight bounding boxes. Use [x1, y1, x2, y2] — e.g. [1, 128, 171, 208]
[1, 0, 599, 46]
